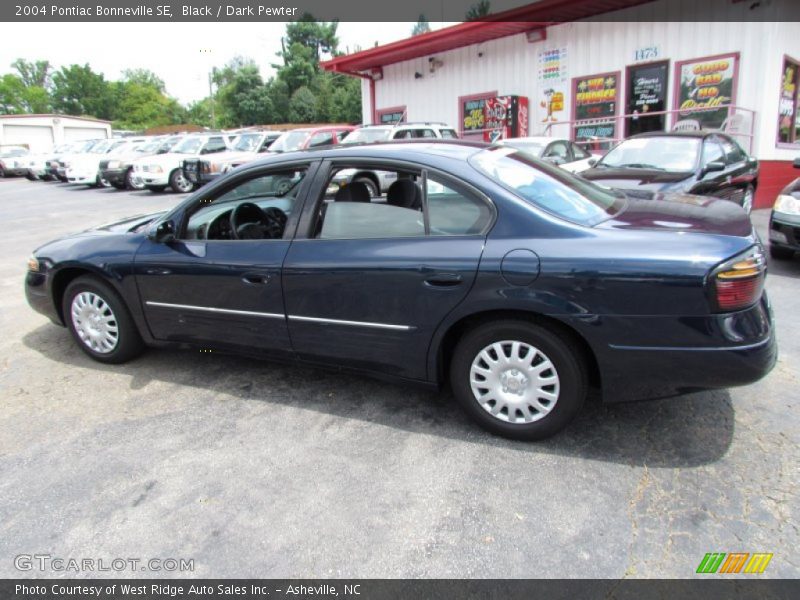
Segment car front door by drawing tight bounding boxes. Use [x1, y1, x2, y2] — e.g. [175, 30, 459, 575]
[134, 161, 317, 356]
[281, 160, 494, 380]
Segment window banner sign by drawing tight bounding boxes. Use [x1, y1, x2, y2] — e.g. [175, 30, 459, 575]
[462, 97, 488, 133]
[572, 71, 620, 143]
[778, 56, 799, 144]
[674, 53, 739, 129]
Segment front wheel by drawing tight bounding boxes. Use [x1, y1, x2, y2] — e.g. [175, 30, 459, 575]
[125, 168, 144, 190]
[450, 320, 586, 440]
[169, 169, 194, 193]
[63, 276, 145, 364]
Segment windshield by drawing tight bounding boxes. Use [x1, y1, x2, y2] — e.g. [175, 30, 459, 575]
[1, 148, 28, 158]
[599, 136, 701, 171]
[470, 146, 624, 226]
[233, 133, 263, 152]
[270, 131, 310, 153]
[136, 140, 162, 153]
[173, 137, 204, 154]
[89, 140, 113, 153]
[341, 128, 392, 144]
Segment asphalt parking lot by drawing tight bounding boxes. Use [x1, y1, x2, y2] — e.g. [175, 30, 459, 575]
[0, 177, 797, 579]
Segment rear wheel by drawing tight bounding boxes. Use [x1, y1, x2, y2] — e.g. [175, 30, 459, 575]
[169, 169, 194, 193]
[770, 245, 795, 260]
[62, 276, 145, 364]
[450, 320, 586, 440]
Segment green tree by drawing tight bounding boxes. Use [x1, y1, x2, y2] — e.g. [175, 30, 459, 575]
[186, 97, 214, 128]
[276, 42, 317, 95]
[120, 68, 165, 93]
[288, 86, 317, 122]
[0, 73, 50, 113]
[282, 16, 339, 63]
[329, 76, 362, 123]
[51, 64, 113, 119]
[12, 59, 51, 88]
[412, 15, 430, 36]
[466, 1, 491, 21]
[265, 78, 290, 123]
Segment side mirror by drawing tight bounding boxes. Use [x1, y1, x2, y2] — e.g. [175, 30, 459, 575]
[702, 160, 726, 176]
[150, 220, 175, 243]
[793, 157, 800, 169]
[588, 158, 597, 167]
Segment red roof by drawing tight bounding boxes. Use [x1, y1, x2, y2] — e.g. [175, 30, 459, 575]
[321, 0, 654, 74]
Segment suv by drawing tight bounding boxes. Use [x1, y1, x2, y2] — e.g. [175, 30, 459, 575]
[131, 133, 233, 193]
[332, 123, 459, 196]
[182, 130, 282, 187]
[101, 135, 183, 190]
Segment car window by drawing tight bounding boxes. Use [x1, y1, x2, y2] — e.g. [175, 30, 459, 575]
[417, 129, 437, 138]
[440, 129, 459, 139]
[183, 166, 308, 241]
[393, 130, 413, 139]
[202, 137, 227, 154]
[544, 141, 569, 160]
[335, 130, 350, 143]
[701, 138, 725, 167]
[426, 176, 493, 236]
[308, 132, 334, 148]
[719, 136, 747, 164]
[571, 143, 591, 159]
[470, 146, 624, 226]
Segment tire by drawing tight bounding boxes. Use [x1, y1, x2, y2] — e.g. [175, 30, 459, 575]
[169, 169, 194, 193]
[111, 182, 126, 190]
[450, 320, 586, 440]
[741, 185, 755, 214]
[354, 176, 379, 198]
[125, 168, 144, 191]
[62, 275, 145, 364]
[770, 244, 795, 260]
[146, 185, 167, 193]
[96, 174, 111, 188]
[0, 165, 5, 178]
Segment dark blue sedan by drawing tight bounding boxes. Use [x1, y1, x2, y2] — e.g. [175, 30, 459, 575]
[25, 142, 776, 440]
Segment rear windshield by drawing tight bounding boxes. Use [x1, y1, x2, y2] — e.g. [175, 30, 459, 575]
[469, 146, 625, 226]
[341, 128, 392, 144]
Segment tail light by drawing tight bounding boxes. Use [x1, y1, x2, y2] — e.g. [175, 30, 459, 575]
[709, 246, 766, 312]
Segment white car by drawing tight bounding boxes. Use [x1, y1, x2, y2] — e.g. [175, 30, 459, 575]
[332, 122, 460, 196]
[66, 139, 148, 187]
[497, 137, 600, 173]
[131, 134, 232, 193]
[24, 143, 73, 180]
[0, 147, 31, 178]
[183, 131, 282, 186]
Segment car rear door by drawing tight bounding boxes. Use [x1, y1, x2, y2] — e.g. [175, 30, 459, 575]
[281, 159, 494, 380]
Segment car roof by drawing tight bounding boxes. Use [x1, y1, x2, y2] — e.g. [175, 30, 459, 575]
[630, 130, 720, 139]
[251, 140, 488, 166]
[502, 136, 566, 144]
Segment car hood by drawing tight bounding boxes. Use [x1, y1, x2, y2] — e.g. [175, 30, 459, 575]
[781, 176, 800, 196]
[582, 167, 693, 192]
[200, 150, 256, 165]
[598, 192, 752, 237]
[34, 212, 166, 255]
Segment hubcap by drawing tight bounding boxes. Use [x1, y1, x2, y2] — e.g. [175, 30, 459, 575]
[70, 291, 119, 354]
[174, 173, 192, 192]
[470, 340, 560, 424]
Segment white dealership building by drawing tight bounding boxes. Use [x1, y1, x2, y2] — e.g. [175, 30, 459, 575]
[322, 0, 800, 208]
[0, 114, 111, 153]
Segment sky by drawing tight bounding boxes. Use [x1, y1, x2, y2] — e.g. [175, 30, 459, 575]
[0, 21, 457, 105]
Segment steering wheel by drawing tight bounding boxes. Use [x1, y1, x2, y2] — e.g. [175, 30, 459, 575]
[230, 202, 286, 240]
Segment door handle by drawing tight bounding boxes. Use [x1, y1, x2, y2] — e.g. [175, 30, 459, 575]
[242, 273, 272, 285]
[424, 273, 463, 288]
[145, 267, 172, 275]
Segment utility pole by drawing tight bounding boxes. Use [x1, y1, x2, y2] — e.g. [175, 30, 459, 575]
[208, 68, 216, 129]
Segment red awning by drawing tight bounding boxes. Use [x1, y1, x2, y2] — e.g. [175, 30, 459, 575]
[321, 0, 655, 74]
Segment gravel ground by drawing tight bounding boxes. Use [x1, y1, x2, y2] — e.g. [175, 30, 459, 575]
[0, 177, 797, 579]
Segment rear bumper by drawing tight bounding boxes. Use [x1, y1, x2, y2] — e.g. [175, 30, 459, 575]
[769, 211, 800, 250]
[572, 296, 777, 403]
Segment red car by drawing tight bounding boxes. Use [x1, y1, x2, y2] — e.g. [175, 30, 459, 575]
[268, 126, 355, 154]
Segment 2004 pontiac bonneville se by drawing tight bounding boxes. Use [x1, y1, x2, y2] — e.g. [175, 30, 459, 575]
[25, 142, 776, 440]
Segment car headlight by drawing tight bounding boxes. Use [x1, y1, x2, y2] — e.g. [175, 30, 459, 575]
[148, 164, 163, 173]
[107, 160, 121, 169]
[27, 256, 40, 272]
[773, 194, 800, 215]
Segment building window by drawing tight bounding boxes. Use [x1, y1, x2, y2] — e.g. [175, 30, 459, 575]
[571, 71, 620, 152]
[673, 52, 739, 130]
[778, 55, 800, 145]
[458, 91, 497, 139]
[376, 106, 406, 125]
